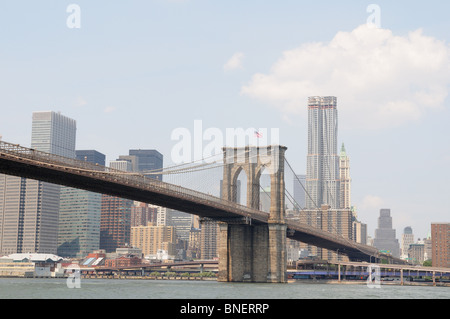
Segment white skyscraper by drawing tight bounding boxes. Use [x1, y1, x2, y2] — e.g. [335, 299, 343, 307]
[339, 143, 351, 209]
[306, 96, 340, 209]
[31, 111, 76, 158]
[0, 111, 76, 255]
[401, 226, 414, 260]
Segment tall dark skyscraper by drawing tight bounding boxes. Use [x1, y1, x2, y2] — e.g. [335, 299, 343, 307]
[129, 149, 163, 180]
[306, 96, 340, 209]
[76, 150, 106, 166]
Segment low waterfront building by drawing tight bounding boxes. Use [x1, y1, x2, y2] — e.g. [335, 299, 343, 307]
[0, 253, 64, 277]
[104, 255, 142, 268]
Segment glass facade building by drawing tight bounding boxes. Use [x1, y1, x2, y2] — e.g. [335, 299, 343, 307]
[57, 150, 105, 258]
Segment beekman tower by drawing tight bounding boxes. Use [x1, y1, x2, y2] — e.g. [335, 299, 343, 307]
[306, 96, 340, 209]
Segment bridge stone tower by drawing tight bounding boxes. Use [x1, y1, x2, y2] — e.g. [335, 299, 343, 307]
[218, 145, 287, 283]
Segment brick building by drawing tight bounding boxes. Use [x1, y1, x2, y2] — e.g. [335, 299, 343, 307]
[104, 255, 141, 268]
[431, 223, 449, 268]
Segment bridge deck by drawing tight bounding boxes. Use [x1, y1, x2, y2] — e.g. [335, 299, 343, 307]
[0, 140, 399, 263]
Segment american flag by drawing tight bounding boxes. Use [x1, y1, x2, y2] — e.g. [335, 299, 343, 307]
[254, 130, 262, 138]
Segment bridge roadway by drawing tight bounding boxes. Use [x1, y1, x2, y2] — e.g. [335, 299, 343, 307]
[77, 260, 219, 274]
[0, 140, 397, 263]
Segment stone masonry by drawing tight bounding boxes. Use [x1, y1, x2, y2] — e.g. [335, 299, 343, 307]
[218, 145, 287, 283]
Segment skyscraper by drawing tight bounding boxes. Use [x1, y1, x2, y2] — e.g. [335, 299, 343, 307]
[131, 202, 159, 227]
[57, 150, 105, 258]
[293, 174, 306, 210]
[31, 111, 76, 158]
[306, 96, 340, 209]
[431, 223, 450, 268]
[100, 148, 164, 253]
[373, 209, 400, 258]
[100, 159, 133, 253]
[400, 226, 414, 260]
[0, 111, 76, 255]
[339, 144, 351, 209]
[100, 195, 133, 253]
[128, 149, 163, 180]
[76, 150, 106, 166]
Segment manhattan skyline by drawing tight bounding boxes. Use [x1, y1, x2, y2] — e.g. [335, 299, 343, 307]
[0, 1, 449, 240]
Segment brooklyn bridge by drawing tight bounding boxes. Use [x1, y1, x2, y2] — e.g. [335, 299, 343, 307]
[0, 140, 402, 283]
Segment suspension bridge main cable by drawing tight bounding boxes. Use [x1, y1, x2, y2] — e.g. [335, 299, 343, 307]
[284, 158, 364, 254]
[284, 158, 320, 210]
[142, 148, 264, 176]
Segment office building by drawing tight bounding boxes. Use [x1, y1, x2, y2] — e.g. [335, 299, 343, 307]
[293, 174, 306, 210]
[187, 227, 201, 259]
[400, 226, 414, 260]
[423, 234, 432, 261]
[76, 150, 106, 166]
[57, 150, 105, 258]
[297, 205, 353, 262]
[431, 223, 449, 268]
[131, 202, 159, 227]
[353, 220, 367, 245]
[200, 219, 219, 260]
[128, 149, 163, 180]
[306, 96, 340, 209]
[101, 147, 164, 254]
[130, 222, 176, 257]
[31, 111, 76, 158]
[113, 149, 163, 180]
[198, 180, 242, 260]
[168, 209, 194, 243]
[100, 156, 134, 253]
[372, 209, 400, 258]
[408, 243, 425, 265]
[0, 111, 76, 255]
[100, 194, 133, 253]
[339, 144, 351, 209]
[58, 188, 102, 258]
[110, 160, 132, 172]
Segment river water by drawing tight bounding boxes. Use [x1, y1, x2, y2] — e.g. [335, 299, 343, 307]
[0, 278, 448, 299]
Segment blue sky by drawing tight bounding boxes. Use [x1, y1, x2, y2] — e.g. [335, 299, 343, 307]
[1, 1, 449, 240]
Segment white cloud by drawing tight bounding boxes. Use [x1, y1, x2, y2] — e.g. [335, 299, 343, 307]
[359, 195, 385, 212]
[103, 106, 116, 113]
[224, 52, 245, 72]
[241, 25, 450, 129]
[75, 96, 87, 107]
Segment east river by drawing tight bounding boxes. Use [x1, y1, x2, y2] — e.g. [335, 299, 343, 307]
[0, 277, 448, 299]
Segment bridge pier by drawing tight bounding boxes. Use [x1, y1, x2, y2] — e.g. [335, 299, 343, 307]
[217, 222, 286, 283]
[218, 145, 288, 283]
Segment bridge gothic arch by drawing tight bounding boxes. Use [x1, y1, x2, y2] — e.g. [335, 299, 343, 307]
[219, 145, 288, 283]
[222, 145, 286, 222]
